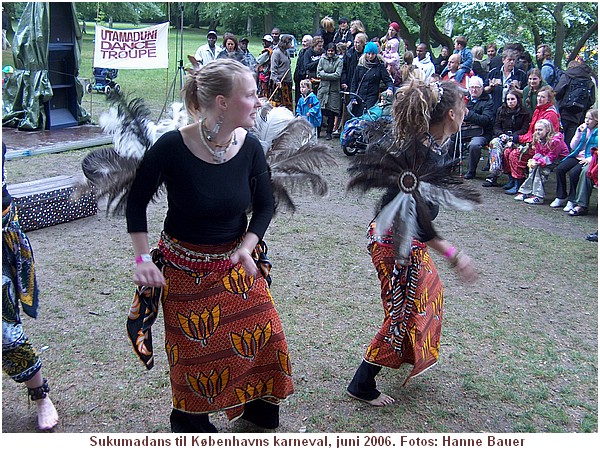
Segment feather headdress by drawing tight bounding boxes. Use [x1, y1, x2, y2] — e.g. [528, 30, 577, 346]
[74, 91, 186, 215]
[251, 101, 336, 211]
[347, 134, 481, 263]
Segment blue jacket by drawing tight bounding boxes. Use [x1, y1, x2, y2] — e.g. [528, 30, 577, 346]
[296, 92, 322, 128]
[565, 127, 598, 159]
[456, 47, 473, 70]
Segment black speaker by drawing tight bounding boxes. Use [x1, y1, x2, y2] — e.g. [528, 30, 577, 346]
[45, 2, 78, 129]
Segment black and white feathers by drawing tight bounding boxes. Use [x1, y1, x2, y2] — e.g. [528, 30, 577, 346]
[75, 91, 186, 215]
[347, 135, 481, 262]
[252, 102, 336, 212]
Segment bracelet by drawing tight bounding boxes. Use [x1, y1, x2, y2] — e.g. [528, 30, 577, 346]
[135, 253, 152, 264]
[448, 250, 463, 269]
[443, 246, 457, 260]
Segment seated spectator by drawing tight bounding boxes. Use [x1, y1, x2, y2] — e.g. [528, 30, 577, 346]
[471, 46, 487, 80]
[433, 46, 449, 74]
[441, 53, 468, 88]
[414, 43, 436, 81]
[483, 89, 531, 187]
[462, 76, 496, 179]
[296, 78, 322, 134]
[349, 42, 393, 116]
[484, 49, 527, 113]
[551, 108, 598, 213]
[514, 119, 568, 204]
[504, 86, 561, 194]
[522, 68, 548, 115]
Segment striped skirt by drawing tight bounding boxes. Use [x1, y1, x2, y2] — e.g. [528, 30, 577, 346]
[364, 223, 444, 384]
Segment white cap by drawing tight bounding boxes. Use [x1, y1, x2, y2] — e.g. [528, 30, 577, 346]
[262, 34, 273, 43]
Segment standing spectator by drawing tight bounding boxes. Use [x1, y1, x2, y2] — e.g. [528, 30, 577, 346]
[462, 76, 496, 179]
[555, 60, 596, 149]
[433, 46, 450, 74]
[316, 16, 335, 47]
[340, 33, 366, 128]
[395, 51, 424, 87]
[522, 68, 548, 115]
[350, 42, 394, 116]
[414, 43, 436, 81]
[481, 43, 499, 72]
[442, 36, 472, 84]
[270, 28, 281, 47]
[514, 119, 569, 205]
[126, 59, 294, 432]
[517, 51, 534, 76]
[471, 46, 487, 80]
[256, 35, 274, 98]
[216, 34, 245, 64]
[316, 43, 342, 140]
[303, 36, 324, 81]
[441, 54, 468, 89]
[380, 22, 404, 56]
[270, 35, 294, 110]
[239, 37, 258, 72]
[296, 78, 322, 132]
[551, 108, 598, 212]
[349, 20, 367, 42]
[333, 17, 352, 48]
[194, 30, 222, 67]
[3, 143, 59, 431]
[482, 89, 531, 187]
[81, 20, 87, 35]
[536, 44, 558, 87]
[294, 35, 313, 108]
[484, 49, 527, 113]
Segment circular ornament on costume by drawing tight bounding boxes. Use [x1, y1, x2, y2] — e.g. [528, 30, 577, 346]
[398, 170, 418, 193]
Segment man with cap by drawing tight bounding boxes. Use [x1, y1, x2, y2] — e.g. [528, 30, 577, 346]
[380, 22, 405, 56]
[194, 30, 222, 67]
[239, 37, 258, 71]
[256, 35, 274, 97]
[333, 17, 352, 48]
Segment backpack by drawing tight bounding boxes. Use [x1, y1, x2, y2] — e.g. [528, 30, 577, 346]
[560, 76, 595, 114]
[542, 61, 564, 88]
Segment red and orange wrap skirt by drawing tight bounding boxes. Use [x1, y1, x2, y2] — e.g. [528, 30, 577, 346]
[127, 233, 293, 420]
[364, 222, 444, 384]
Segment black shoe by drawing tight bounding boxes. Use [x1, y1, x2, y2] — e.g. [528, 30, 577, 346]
[326, 134, 332, 140]
[502, 179, 516, 190]
[585, 231, 598, 242]
[463, 172, 475, 179]
[482, 178, 497, 187]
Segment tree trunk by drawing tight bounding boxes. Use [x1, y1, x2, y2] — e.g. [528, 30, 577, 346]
[247, 16, 253, 37]
[568, 20, 598, 65]
[264, 12, 273, 35]
[552, 3, 566, 67]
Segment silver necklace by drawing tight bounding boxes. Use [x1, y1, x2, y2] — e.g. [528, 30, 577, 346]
[198, 119, 237, 163]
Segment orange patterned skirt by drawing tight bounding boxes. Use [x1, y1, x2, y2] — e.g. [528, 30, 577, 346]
[364, 223, 444, 384]
[127, 237, 293, 420]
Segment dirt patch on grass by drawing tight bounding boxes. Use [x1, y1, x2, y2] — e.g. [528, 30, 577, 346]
[2, 141, 597, 434]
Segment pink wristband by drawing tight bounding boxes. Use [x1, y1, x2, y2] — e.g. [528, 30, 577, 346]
[443, 246, 456, 259]
[135, 254, 152, 264]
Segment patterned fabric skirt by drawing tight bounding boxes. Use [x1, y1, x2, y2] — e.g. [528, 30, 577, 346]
[2, 204, 41, 382]
[363, 223, 444, 384]
[270, 81, 293, 111]
[505, 146, 534, 179]
[127, 234, 293, 420]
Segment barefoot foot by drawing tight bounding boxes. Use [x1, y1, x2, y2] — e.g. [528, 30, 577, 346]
[36, 396, 59, 430]
[347, 391, 395, 407]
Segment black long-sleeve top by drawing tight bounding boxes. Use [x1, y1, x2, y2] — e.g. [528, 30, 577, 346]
[126, 131, 274, 245]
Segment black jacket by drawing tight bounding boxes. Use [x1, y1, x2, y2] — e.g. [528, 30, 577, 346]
[341, 47, 361, 88]
[492, 104, 531, 140]
[303, 47, 323, 79]
[555, 64, 596, 124]
[465, 91, 496, 141]
[350, 60, 393, 110]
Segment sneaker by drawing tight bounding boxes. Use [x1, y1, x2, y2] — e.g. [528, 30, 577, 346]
[585, 231, 598, 242]
[482, 178, 497, 187]
[332, 130, 341, 137]
[514, 193, 527, 201]
[550, 198, 567, 208]
[563, 201, 575, 212]
[524, 196, 543, 205]
[325, 133, 332, 141]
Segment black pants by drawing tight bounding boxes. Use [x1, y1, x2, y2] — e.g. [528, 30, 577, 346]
[347, 360, 382, 401]
[170, 409, 217, 433]
[555, 156, 582, 200]
[322, 109, 338, 135]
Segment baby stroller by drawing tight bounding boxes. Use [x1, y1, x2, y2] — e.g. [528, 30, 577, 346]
[87, 68, 120, 95]
[340, 91, 393, 156]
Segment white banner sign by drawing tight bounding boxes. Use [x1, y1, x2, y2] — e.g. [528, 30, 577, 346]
[93, 22, 169, 69]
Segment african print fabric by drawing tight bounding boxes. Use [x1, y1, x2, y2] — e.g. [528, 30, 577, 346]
[364, 222, 444, 385]
[127, 236, 293, 420]
[2, 204, 41, 382]
[270, 82, 293, 111]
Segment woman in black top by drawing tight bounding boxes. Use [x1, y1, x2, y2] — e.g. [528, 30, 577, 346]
[346, 80, 478, 406]
[126, 59, 294, 432]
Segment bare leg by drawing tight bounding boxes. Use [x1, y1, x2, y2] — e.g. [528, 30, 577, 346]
[25, 372, 58, 430]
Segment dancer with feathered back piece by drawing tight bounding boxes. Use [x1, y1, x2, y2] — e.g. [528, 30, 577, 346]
[346, 79, 481, 406]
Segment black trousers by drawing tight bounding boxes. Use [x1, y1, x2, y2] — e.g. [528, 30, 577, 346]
[170, 409, 217, 433]
[347, 360, 382, 401]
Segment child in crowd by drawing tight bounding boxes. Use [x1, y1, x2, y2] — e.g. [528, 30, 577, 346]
[382, 38, 401, 82]
[514, 119, 568, 205]
[296, 78, 322, 135]
[452, 36, 473, 83]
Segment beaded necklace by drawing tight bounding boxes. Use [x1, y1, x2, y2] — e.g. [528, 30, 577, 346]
[198, 118, 237, 163]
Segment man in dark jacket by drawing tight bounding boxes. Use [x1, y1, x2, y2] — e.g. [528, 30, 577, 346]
[463, 76, 496, 179]
[484, 49, 528, 113]
[555, 60, 596, 148]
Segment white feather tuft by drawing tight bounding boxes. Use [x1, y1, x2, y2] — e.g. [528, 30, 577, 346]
[252, 106, 295, 154]
[419, 182, 477, 211]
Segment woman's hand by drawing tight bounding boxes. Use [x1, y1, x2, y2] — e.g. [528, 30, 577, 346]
[578, 123, 587, 133]
[133, 262, 166, 287]
[230, 247, 258, 277]
[451, 252, 478, 283]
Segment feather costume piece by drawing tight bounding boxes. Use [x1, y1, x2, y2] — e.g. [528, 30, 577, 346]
[348, 135, 481, 263]
[251, 104, 336, 212]
[74, 91, 186, 215]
